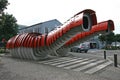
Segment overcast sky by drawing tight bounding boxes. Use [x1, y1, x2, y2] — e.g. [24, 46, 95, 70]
[5, 0, 120, 34]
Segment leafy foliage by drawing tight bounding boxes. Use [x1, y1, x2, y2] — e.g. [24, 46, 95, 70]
[99, 32, 120, 50]
[0, 0, 18, 52]
[114, 34, 120, 42]
[99, 32, 120, 45]
[0, 13, 18, 41]
[0, 0, 18, 41]
[98, 32, 115, 44]
[0, 0, 9, 11]
[98, 34, 106, 42]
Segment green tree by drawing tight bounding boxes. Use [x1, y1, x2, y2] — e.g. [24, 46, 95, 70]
[0, 13, 18, 41]
[114, 34, 120, 42]
[0, 0, 18, 52]
[0, 0, 9, 12]
[98, 32, 115, 45]
[0, 0, 18, 41]
[106, 32, 115, 44]
[98, 34, 106, 43]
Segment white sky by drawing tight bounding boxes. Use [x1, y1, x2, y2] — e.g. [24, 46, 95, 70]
[5, 0, 120, 34]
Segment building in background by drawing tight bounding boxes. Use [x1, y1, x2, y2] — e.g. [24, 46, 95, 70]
[89, 36, 103, 49]
[18, 19, 62, 34]
[18, 24, 27, 30]
[83, 36, 104, 49]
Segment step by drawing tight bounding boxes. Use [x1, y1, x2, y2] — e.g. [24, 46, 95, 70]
[40, 57, 74, 64]
[43, 57, 74, 64]
[40, 57, 79, 64]
[50, 58, 82, 66]
[64, 59, 97, 69]
[56, 58, 90, 67]
[73, 60, 106, 71]
[43, 57, 82, 65]
[84, 61, 112, 74]
[40, 57, 71, 63]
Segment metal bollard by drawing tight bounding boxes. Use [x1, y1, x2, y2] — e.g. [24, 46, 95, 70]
[104, 51, 106, 59]
[114, 54, 118, 67]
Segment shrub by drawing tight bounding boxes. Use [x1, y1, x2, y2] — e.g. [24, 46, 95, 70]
[0, 48, 6, 53]
[103, 46, 120, 50]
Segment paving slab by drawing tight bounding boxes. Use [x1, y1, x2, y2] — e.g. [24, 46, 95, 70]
[73, 60, 106, 71]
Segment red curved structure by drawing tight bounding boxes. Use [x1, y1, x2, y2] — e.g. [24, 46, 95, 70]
[6, 9, 114, 60]
[56, 20, 114, 56]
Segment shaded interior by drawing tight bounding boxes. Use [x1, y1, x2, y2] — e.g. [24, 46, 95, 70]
[83, 16, 89, 29]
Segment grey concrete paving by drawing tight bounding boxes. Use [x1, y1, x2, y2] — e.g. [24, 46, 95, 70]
[0, 55, 117, 80]
[88, 50, 120, 66]
[40, 56, 112, 74]
[85, 61, 113, 74]
[56, 58, 89, 67]
[69, 49, 120, 80]
[95, 66, 120, 80]
[69, 49, 120, 65]
[0, 50, 120, 80]
[73, 60, 106, 71]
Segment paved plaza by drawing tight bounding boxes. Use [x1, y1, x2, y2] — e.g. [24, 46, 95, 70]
[0, 50, 120, 80]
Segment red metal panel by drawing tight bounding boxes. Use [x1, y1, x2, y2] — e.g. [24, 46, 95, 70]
[37, 36, 41, 47]
[19, 33, 27, 47]
[41, 35, 45, 47]
[22, 33, 29, 47]
[23, 34, 31, 47]
[6, 36, 15, 48]
[30, 36, 34, 47]
[33, 37, 38, 48]
[18, 34, 25, 47]
[66, 24, 70, 32]
[108, 20, 114, 31]
[56, 30, 59, 39]
[11, 35, 17, 48]
[53, 32, 57, 42]
[62, 27, 66, 34]
[15, 34, 22, 48]
[59, 28, 63, 37]
[46, 35, 50, 46]
[26, 34, 33, 47]
[19, 33, 28, 47]
[48, 34, 53, 46]
[16, 34, 22, 47]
